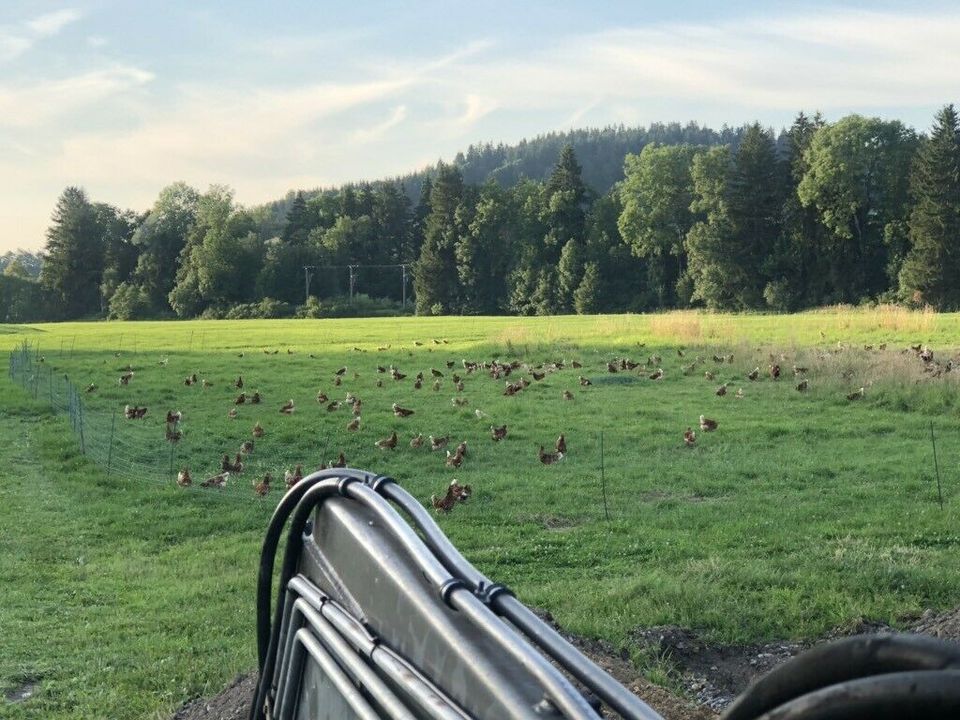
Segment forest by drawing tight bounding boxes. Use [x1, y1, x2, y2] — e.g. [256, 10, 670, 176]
[7, 105, 960, 322]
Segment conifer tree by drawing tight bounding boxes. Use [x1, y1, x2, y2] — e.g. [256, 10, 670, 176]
[41, 186, 104, 318]
[414, 164, 464, 314]
[899, 105, 960, 308]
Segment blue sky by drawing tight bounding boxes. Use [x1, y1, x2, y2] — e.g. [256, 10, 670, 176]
[2, 1, 958, 252]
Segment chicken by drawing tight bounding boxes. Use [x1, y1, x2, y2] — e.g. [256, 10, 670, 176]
[683, 427, 696, 447]
[375, 431, 398, 450]
[796, 378, 809, 392]
[491, 424, 508, 441]
[455, 441, 468, 457]
[221, 453, 244, 473]
[770, 364, 781, 380]
[735, 388, 744, 399]
[847, 387, 865, 401]
[572, 361, 582, 369]
[166, 410, 182, 424]
[119, 371, 134, 386]
[376, 379, 383, 388]
[254, 474, 271, 497]
[279, 399, 295, 414]
[85, 383, 97, 393]
[235, 393, 247, 405]
[555, 434, 566, 454]
[346, 417, 360, 431]
[352, 399, 362, 416]
[793, 366, 808, 376]
[747, 367, 760, 381]
[202, 379, 212, 388]
[579, 375, 592, 387]
[413, 378, 423, 390]
[607, 362, 619, 373]
[704, 371, 715, 381]
[431, 368, 444, 378]
[240, 440, 254, 455]
[532, 370, 546, 381]
[165, 425, 183, 443]
[252, 422, 264, 438]
[562, 390, 574, 400]
[649, 368, 664, 381]
[335, 367, 347, 376]
[699, 415, 718, 431]
[176, 468, 192, 487]
[333, 375, 342, 387]
[392, 403, 415, 418]
[455, 380, 465, 392]
[316, 391, 328, 403]
[326, 400, 341, 412]
[228, 408, 239, 419]
[430, 435, 449, 451]
[715, 384, 728, 397]
[538, 445, 564, 465]
[235, 375, 244, 389]
[284, 464, 303, 490]
[445, 449, 464, 468]
[330, 452, 347, 468]
[250, 391, 262, 404]
[431, 485, 458, 513]
[410, 433, 424, 449]
[201, 471, 229, 489]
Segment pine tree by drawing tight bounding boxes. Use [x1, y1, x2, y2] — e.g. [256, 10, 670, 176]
[282, 191, 311, 245]
[573, 262, 601, 314]
[543, 145, 588, 310]
[41, 186, 104, 318]
[899, 105, 960, 308]
[413, 164, 465, 314]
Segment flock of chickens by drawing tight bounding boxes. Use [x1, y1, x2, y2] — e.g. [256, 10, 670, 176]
[106, 337, 944, 513]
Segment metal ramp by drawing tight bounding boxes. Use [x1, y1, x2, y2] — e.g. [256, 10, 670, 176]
[249, 468, 960, 720]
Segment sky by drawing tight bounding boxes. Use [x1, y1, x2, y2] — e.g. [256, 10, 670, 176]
[2, 1, 959, 253]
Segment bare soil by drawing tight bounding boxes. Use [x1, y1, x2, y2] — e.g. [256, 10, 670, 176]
[171, 606, 960, 720]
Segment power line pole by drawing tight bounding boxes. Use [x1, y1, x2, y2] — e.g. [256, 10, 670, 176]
[348, 265, 357, 303]
[401, 264, 407, 308]
[303, 265, 315, 304]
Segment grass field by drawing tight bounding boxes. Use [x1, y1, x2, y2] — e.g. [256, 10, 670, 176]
[2, 307, 960, 719]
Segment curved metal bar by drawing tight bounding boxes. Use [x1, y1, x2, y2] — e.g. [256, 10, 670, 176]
[287, 575, 471, 720]
[344, 482, 601, 719]
[379, 480, 663, 720]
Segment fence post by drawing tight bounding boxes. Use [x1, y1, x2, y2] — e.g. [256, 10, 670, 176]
[169, 440, 176, 477]
[107, 409, 118, 476]
[77, 390, 86, 454]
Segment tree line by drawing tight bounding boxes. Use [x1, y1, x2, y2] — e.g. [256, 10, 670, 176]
[16, 105, 960, 323]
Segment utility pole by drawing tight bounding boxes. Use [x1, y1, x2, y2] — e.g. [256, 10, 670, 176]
[401, 264, 407, 308]
[303, 266, 315, 304]
[349, 265, 357, 303]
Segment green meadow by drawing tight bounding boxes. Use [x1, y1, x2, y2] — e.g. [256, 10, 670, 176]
[2, 307, 960, 719]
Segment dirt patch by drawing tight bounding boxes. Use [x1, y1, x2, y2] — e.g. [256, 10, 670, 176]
[171, 608, 960, 720]
[171, 673, 255, 720]
[631, 608, 960, 713]
[536, 610, 717, 720]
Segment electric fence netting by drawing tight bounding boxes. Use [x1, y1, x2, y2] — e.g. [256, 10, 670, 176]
[8, 341, 283, 505]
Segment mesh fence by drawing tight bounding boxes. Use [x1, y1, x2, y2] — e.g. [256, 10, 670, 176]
[8, 341, 270, 503]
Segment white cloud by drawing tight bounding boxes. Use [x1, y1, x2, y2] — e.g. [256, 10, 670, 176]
[0, 33, 30, 61]
[0, 7, 82, 63]
[0, 65, 154, 128]
[4, 7, 960, 253]
[350, 105, 409, 144]
[27, 8, 82, 37]
[87, 35, 107, 48]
